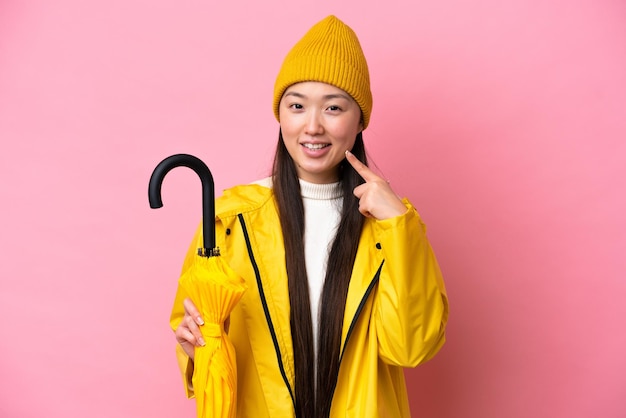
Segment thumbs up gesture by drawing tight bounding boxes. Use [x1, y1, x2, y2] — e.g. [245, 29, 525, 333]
[345, 150, 408, 220]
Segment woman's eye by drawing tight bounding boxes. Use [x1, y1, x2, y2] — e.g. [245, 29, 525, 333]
[290, 103, 303, 110]
[327, 105, 341, 112]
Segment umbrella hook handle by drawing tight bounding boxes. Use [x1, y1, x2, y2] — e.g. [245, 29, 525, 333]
[148, 153, 219, 257]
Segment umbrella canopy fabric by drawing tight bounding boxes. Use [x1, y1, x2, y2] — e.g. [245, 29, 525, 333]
[179, 253, 247, 418]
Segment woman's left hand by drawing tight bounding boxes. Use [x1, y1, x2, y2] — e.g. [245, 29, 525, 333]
[345, 150, 408, 220]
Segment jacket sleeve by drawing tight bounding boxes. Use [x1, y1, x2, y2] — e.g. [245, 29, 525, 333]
[169, 222, 204, 399]
[373, 199, 449, 367]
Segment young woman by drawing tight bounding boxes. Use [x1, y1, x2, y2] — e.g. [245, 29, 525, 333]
[170, 15, 448, 418]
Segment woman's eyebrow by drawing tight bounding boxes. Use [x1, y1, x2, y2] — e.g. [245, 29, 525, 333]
[323, 93, 351, 101]
[284, 91, 306, 99]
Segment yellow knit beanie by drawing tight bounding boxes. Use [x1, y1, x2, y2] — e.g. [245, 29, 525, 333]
[273, 15, 373, 129]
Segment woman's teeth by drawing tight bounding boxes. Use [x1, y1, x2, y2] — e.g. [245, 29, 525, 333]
[303, 143, 328, 150]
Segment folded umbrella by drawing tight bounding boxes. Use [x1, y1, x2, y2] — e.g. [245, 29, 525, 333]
[149, 154, 246, 418]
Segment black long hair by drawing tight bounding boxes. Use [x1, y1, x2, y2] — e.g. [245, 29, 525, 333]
[272, 131, 367, 417]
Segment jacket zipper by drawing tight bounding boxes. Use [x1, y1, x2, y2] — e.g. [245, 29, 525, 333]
[328, 260, 385, 408]
[238, 213, 296, 408]
[339, 260, 384, 364]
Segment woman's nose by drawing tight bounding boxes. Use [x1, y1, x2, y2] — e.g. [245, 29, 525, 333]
[304, 111, 324, 135]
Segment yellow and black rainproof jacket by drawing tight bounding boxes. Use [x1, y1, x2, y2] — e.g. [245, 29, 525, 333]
[171, 184, 448, 417]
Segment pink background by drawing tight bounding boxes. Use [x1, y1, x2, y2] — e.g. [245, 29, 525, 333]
[1, 0, 625, 417]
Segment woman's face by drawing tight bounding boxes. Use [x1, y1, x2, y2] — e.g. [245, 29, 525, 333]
[279, 81, 363, 184]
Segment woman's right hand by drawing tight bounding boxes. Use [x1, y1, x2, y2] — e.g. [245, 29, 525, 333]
[175, 298, 230, 361]
[175, 298, 206, 361]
